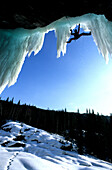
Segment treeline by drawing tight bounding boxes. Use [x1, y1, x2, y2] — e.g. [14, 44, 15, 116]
[0, 98, 112, 163]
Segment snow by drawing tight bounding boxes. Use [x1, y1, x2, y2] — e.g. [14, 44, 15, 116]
[0, 13, 112, 93]
[0, 121, 112, 170]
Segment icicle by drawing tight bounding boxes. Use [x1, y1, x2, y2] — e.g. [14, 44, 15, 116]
[0, 13, 112, 93]
[55, 25, 70, 58]
[0, 28, 45, 93]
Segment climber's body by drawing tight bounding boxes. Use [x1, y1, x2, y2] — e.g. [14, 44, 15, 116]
[67, 24, 91, 43]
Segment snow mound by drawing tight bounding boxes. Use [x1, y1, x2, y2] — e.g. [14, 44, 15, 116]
[0, 121, 112, 170]
[0, 13, 112, 93]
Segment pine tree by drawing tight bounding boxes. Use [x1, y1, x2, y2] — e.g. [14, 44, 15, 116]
[11, 97, 14, 103]
[86, 108, 88, 114]
[17, 100, 20, 105]
[6, 97, 9, 102]
[65, 108, 67, 112]
[77, 108, 79, 113]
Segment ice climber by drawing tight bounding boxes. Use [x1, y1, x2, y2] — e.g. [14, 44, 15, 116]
[66, 24, 91, 43]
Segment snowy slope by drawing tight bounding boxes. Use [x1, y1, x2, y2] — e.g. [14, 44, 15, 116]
[0, 13, 112, 93]
[0, 121, 112, 170]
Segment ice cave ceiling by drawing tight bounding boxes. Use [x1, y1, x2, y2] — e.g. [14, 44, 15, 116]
[0, 1, 112, 29]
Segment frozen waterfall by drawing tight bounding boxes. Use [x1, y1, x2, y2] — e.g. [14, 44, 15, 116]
[0, 13, 112, 93]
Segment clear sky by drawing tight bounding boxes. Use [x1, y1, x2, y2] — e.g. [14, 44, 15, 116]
[1, 30, 112, 115]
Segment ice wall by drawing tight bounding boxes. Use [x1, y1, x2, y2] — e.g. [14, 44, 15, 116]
[0, 13, 111, 93]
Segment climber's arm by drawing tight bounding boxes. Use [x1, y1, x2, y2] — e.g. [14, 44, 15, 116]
[78, 24, 80, 34]
[70, 29, 74, 35]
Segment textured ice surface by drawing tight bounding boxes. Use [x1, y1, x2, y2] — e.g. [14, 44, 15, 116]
[0, 13, 111, 93]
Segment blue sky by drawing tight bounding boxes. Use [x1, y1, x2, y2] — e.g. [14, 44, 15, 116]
[1, 30, 112, 115]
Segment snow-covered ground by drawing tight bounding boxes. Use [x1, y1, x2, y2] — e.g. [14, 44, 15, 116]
[0, 121, 112, 170]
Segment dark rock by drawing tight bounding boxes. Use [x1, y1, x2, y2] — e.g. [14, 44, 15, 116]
[2, 127, 11, 132]
[24, 128, 31, 131]
[31, 139, 40, 143]
[61, 143, 73, 151]
[8, 142, 26, 147]
[0, 1, 111, 29]
[1, 141, 10, 147]
[13, 135, 26, 141]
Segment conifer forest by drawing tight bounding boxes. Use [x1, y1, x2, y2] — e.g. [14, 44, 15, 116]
[0, 98, 112, 163]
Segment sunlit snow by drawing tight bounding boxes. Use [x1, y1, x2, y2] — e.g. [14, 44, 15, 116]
[0, 121, 112, 170]
[0, 13, 111, 93]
